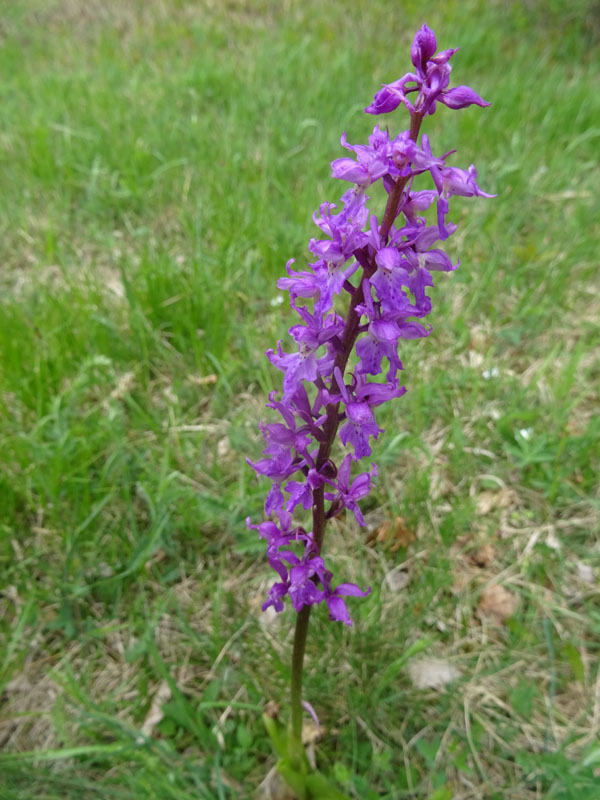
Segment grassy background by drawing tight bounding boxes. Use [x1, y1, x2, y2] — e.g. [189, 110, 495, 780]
[0, 0, 599, 797]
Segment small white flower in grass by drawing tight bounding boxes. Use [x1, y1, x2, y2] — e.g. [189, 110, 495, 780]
[270, 294, 284, 307]
[518, 427, 532, 440]
[482, 367, 499, 379]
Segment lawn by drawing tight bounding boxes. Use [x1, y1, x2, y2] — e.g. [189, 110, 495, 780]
[0, 1, 599, 798]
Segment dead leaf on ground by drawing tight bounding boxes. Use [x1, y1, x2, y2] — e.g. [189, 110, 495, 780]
[302, 720, 323, 770]
[546, 530, 561, 551]
[139, 679, 172, 738]
[366, 516, 415, 551]
[257, 767, 298, 800]
[264, 700, 280, 719]
[110, 370, 135, 400]
[251, 594, 284, 631]
[188, 373, 218, 386]
[478, 584, 518, 623]
[409, 657, 461, 690]
[576, 561, 594, 584]
[302, 720, 322, 745]
[476, 488, 515, 515]
[384, 566, 411, 592]
[470, 542, 495, 568]
[217, 436, 231, 459]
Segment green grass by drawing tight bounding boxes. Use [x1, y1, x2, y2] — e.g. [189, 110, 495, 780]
[0, 0, 599, 798]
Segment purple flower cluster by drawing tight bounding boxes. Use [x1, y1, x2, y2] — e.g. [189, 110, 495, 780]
[248, 25, 494, 625]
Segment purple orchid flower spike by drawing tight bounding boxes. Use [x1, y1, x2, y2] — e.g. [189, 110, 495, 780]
[248, 26, 494, 777]
[251, 24, 493, 624]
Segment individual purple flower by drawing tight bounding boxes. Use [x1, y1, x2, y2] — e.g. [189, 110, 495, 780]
[288, 556, 327, 611]
[397, 227, 458, 309]
[247, 516, 311, 598]
[438, 85, 491, 110]
[369, 246, 412, 314]
[267, 306, 343, 400]
[440, 164, 496, 199]
[267, 340, 319, 402]
[277, 259, 320, 302]
[285, 465, 329, 513]
[331, 127, 391, 186]
[352, 372, 407, 406]
[339, 401, 382, 460]
[312, 257, 361, 315]
[310, 193, 369, 259]
[287, 384, 329, 435]
[389, 129, 444, 177]
[262, 580, 290, 613]
[436, 164, 496, 238]
[355, 325, 400, 376]
[356, 281, 429, 369]
[353, 283, 405, 375]
[247, 448, 297, 516]
[258, 420, 310, 462]
[325, 454, 378, 526]
[410, 24, 438, 73]
[325, 582, 372, 626]
[365, 74, 419, 116]
[334, 368, 384, 460]
[401, 189, 438, 223]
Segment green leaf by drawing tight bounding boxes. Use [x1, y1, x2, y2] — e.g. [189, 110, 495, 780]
[123, 511, 171, 576]
[377, 637, 431, 692]
[426, 788, 454, 800]
[582, 747, 600, 768]
[236, 722, 253, 750]
[332, 761, 350, 783]
[147, 639, 212, 744]
[416, 736, 441, 767]
[277, 757, 308, 799]
[306, 771, 354, 799]
[509, 679, 537, 718]
[0, 742, 138, 762]
[262, 714, 288, 758]
[561, 642, 584, 683]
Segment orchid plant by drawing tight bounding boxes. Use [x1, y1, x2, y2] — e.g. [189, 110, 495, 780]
[248, 24, 494, 797]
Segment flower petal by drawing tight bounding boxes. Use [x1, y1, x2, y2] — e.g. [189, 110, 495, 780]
[440, 85, 491, 109]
